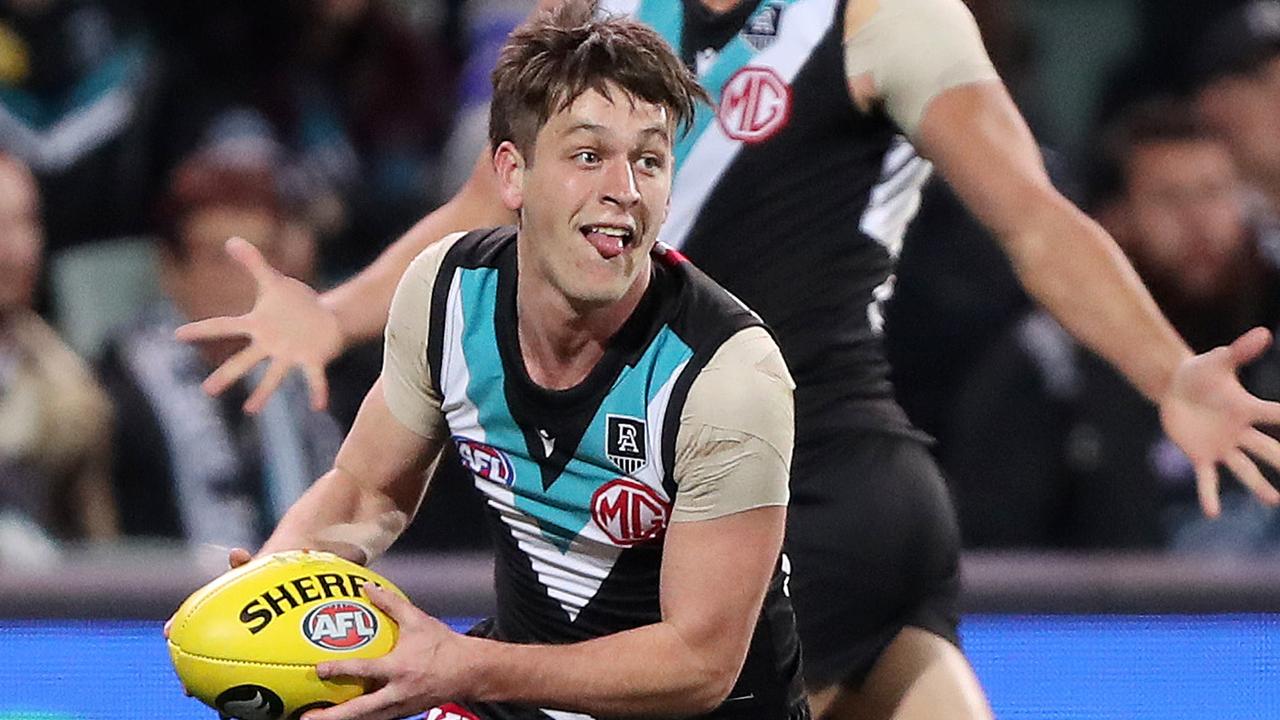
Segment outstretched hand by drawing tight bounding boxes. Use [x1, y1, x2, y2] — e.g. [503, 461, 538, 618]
[1160, 326, 1280, 517]
[302, 585, 468, 720]
[174, 237, 344, 414]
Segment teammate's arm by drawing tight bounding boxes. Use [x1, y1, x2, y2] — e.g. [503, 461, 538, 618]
[303, 330, 794, 719]
[847, 0, 1280, 515]
[255, 241, 456, 563]
[258, 376, 444, 565]
[176, 0, 569, 412]
[176, 152, 514, 413]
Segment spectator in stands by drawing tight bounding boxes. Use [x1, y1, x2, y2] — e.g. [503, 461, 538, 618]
[97, 148, 341, 550]
[947, 98, 1280, 552]
[1193, 0, 1280, 251]
[142, 0, 457, 281]
[0, 0, 159, 252]
[0, 152, 116, 559]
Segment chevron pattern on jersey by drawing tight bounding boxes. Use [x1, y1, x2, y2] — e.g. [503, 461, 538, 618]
[438, 265, 693, 620]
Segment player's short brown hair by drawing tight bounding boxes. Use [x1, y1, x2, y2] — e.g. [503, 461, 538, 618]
[489, 0, 708, 159]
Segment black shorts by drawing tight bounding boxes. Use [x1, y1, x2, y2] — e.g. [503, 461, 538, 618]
[785, 430, 962, 690]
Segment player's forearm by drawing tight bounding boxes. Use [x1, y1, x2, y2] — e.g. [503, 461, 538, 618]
[1004, 192, 1192, 401]
[259, 466, 407, 565]
[320, 158, 515, 347]
[455, 621, 739, 716]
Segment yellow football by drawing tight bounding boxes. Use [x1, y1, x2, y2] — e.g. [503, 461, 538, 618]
[168, 550, 405, 720]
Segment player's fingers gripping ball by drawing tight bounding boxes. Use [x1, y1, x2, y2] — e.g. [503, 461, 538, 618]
[168, 550, 406, 720]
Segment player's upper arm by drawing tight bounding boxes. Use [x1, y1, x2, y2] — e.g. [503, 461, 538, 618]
[843, 0, 999, 135]
[671, 326, 795, 523]
[381, 232, 467, 439]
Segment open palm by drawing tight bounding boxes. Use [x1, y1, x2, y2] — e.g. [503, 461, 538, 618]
[1160, 327, 1280, 517]
[174, 237, 344, 413]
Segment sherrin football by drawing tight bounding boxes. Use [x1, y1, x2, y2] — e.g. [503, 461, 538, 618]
[168, 550, 406, 720]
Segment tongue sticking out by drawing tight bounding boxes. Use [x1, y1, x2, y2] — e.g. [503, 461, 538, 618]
[585, 229, 626, 259]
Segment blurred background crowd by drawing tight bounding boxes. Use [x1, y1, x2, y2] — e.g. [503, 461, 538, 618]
[4, 0, 1280, 565]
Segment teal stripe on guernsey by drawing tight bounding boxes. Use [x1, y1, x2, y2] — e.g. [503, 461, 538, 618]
[634, 0, 683, 53]
[455, 268, 693, 553]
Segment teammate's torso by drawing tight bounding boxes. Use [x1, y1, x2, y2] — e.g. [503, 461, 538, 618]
[602, 0, 933, 436]
[424, 228, 806, 719]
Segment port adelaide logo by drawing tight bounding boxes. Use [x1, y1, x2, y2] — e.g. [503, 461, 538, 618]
[303, 600, 378, 651]
[606, 415, 647, 475]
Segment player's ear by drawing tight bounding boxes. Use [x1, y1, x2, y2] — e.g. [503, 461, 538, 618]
[493, 140, 527, 212]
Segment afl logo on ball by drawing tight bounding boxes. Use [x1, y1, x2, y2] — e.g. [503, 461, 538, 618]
[454, 437, 516, 486]
[717, 66, 791, 144]
[302, 601, 378, 651]
[591, 478, 669, 546]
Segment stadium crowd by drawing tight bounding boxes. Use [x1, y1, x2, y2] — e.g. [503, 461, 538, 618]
[4, 0, 1280, 566]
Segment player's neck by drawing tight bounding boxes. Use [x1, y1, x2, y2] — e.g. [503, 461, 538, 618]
[515, 268, 651, 391]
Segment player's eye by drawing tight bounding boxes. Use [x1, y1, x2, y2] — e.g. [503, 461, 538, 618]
[574, 150, 601, 165]
[637, 154, 665, 173]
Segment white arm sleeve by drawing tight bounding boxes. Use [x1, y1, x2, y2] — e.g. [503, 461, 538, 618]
[844, 0, 1000, 135]
[380, 232, 468, 438]
[670, 326, 795, 523]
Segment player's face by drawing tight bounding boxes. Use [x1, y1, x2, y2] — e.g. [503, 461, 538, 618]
[1122, 138, 1248, 302]
[497, 85, 674, 307]
[0, 160, 42, 313]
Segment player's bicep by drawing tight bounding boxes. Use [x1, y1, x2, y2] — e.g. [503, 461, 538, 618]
[913, 80, 1060, 245]
[658, 505, 786, 681]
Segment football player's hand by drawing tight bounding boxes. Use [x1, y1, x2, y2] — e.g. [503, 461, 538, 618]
[174, 237, 343, 414]
[304, 585, 468, 720]
[1160, 326, 1280, 516]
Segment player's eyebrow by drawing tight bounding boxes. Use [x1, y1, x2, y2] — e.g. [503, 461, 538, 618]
[561, 122, 671, 147]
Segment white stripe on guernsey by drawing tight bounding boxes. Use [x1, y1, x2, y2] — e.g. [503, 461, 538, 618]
[544, 710, 595, 720]
[857, 135, 932, 258]
[661, 0, 840, 249]
[639, 357, 689, 496]
[440, 269, 478, 426]
[485, 501, 622, 623]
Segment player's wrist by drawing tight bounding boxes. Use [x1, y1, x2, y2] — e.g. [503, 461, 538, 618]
[437, 632, 492, 702]
[316, 293, 352, 355]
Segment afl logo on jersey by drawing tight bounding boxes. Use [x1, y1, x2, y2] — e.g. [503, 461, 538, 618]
[454, 437, 516, 486]
[302, 601, 378, 651]
[717, 66, 791, 144]
[591, 478, 669, 546]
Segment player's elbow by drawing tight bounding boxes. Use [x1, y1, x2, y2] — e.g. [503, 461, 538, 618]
[675, 656, 739, 714]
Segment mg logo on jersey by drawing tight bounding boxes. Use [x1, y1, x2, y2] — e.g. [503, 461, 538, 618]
[606, 415, 647, 474]
[302, 601, 378, 651]
[454, 437, 515, 486]
[591, 478, 669, 545]
[717, 66, 791, 144]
